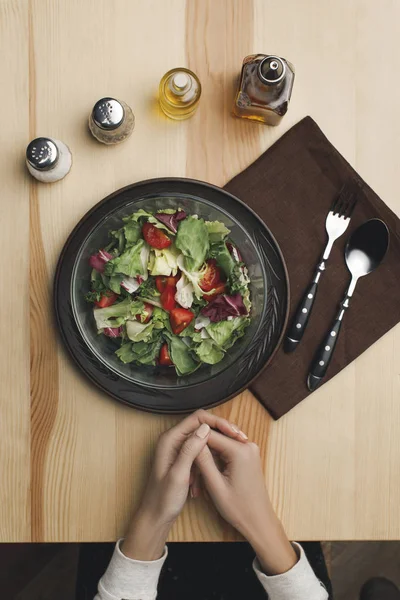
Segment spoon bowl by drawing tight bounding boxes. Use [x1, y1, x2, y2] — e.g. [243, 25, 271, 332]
[346, 219, 389, 282]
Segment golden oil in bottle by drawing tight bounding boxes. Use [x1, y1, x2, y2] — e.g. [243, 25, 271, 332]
[159, 68, 201, 120]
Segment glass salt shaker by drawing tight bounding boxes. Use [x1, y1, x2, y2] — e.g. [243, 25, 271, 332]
[89, 97, 135, 145]
[26, 137, 72, 183]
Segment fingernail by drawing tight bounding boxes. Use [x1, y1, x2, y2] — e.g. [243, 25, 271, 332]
[231, 424, 241, 434]
[196, 423, 210, 439]
[190, 486, 194, 499]
[239, 431, 248, 440]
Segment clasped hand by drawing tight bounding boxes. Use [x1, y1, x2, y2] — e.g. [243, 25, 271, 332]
[122, 410, 297, 576]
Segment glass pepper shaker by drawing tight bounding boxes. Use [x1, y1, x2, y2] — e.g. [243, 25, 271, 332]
[233, 54, 295, 126]
[26, 137, 72, 183]
[89, 97, 135, 144]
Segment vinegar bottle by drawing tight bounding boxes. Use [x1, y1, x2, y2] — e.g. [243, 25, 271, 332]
[233, 54, 295, 126]
[159, 68, 201, 120]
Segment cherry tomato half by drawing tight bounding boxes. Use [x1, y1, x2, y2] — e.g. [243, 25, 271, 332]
[142, 223, 171, 249]
[135, 302, 154, 324]
[170, 307, 195, 335]
[94, 291, 119, 308]
[203, 282, 226, 303]
[159, 343, 173, 366]
[155, 274, 180, 293]
[199, 259, 221, 292]
[160, 285, 176, 311]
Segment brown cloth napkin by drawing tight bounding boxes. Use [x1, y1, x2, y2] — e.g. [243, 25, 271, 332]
[224, 116, 400, 419]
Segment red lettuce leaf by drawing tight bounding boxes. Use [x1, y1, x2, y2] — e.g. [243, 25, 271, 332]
[103, 326, 123, 338]
[89, 249, 113, 273]
[155, 210, 186, 234]
[201, 294, 247, 322]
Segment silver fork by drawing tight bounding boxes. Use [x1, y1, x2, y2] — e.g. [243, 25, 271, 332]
[284, 182, 359, 353]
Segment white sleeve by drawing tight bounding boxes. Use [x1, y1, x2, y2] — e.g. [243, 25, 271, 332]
[94, 539, 168, 600]
[252, 542, 329, 600]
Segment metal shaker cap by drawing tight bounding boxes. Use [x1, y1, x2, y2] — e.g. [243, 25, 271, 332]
[26, 137, 59, 170]
[258, 56, 286, 84]
[92, 98, 124, 130]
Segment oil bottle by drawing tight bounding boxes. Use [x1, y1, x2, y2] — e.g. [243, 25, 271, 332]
[159, 68, 201, 120]
[233, 54, 295, 126]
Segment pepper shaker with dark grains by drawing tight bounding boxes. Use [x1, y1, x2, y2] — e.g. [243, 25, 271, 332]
[89, 97, 135, 145]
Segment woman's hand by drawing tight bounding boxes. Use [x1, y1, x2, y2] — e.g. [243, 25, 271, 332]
[195, 431, 298, 576]
[122, 410, 248, 561]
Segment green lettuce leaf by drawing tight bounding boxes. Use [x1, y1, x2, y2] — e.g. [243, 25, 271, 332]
[175, 216, 209, 271]
[148, 245, 180, 276]
[152, 307, 172, 333]
[85, 269, 107, 303]
[228, 263, 250, 293]
[194, 339, 225, 364]
[126, 320, 155, 342]
[115, 342, 137, 363]
[116, 337, 162, 365]
[124, 209, 172, 233]
[165, 333, 199, 376]
[205, 220, 230, 242]
[209, 241, 235, 279]
[124, 221, 141, 245]
[93, 298, 141, 330]
[109, 229, 126, 254]
[175, 273, 194, 308]
[105, 239, 150, 278]
[176, 254, 206, 299]
[206, 317, 250, 349]
[108, 274, 124, 294]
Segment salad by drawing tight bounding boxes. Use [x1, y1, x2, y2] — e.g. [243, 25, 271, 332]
[85, 207, 251, 376]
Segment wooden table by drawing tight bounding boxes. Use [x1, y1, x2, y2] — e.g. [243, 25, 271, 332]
[2, 0, 400, 543]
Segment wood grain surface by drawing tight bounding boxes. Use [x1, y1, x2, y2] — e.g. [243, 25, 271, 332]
[1, 0, 399, 542]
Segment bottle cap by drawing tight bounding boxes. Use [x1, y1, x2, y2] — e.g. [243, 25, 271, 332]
[26, 138, 59, 171]
[171, 72, 192, 95]
[92, 98, 125, 130]
[258, 56, 286, 84]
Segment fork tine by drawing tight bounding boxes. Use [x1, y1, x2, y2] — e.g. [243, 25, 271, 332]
[345, 196, 358, 219]
[331, 180, 360, 218]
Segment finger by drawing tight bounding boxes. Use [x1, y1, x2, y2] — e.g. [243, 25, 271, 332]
[191, 465, 202, 499]
[195, 445, 225, 493]
[189, 467, 195, 487]
[170, 423, 211, 480]
[208, 429, 244, 456]
[164, 410, 248, 444]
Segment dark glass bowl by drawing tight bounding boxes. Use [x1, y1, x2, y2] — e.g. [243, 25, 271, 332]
[54, 178, 289, 413]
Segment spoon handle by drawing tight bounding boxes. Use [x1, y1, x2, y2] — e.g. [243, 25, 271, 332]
[307, 295, 350, 391]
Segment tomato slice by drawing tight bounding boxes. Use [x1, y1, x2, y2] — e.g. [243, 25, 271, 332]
[203, 282, 226, 303]
[199, 259, 221, 292]
[94, 291, 119, 308]
[135, 302, 154, 324]
[142, 223, 171, 249]
[170, 307, 195, 335]
[155, 274, 180, 293]
[160, 285, 176, 311]
[159, 343, 173, 366]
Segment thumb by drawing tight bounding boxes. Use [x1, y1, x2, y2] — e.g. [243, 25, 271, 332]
[170, 423, 211, 480]
[195, 445, 224, 494]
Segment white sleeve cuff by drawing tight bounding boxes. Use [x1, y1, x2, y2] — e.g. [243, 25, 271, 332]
[253, 542, 328, 600]
[96, 539, 168, 600]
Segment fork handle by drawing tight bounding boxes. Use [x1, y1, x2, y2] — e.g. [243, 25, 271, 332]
[284, 281, 319, 352]
[307, 296, 350, 391]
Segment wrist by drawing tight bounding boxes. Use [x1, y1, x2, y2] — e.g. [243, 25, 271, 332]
[122, 509, 172, 561]
[246, 517, 298, 576]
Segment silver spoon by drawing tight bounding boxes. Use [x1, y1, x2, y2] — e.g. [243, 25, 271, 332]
[307, 218, 389, 392]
